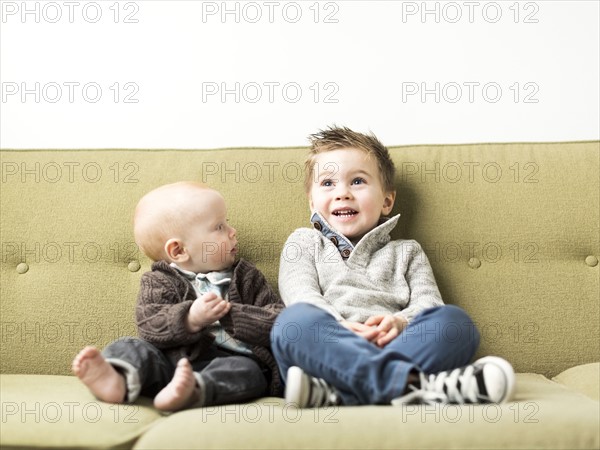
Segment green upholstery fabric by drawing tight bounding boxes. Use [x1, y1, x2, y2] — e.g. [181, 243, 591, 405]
[133, 374, 599, 450]
[1, 142, 598, 449]
[553, 363, 600, 401]
[1, 143, 598, 378]
[0, 375, 163, 449]
[1, 374, 598, 450]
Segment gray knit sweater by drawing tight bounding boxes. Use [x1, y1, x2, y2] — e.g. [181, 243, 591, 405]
[278, 213, 444, 323]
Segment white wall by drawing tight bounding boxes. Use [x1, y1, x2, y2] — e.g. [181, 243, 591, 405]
[1, 0, 598, 148]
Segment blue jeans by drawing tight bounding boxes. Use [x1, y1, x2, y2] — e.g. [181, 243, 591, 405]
[270, 303, 480, 405]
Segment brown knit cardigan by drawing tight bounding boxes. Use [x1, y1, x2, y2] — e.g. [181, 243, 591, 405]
[135, 258, 285, 396]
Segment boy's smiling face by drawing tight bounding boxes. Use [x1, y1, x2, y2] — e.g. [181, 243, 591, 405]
[309, 147, 396, 241]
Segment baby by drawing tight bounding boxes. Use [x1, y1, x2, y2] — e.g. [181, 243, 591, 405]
[73, 181, 284, 411]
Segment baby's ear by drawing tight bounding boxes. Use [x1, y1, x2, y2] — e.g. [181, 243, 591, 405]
[164, 238, 188, 262]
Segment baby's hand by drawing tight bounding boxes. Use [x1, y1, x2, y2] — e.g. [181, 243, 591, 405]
[186, 292, 231, 332]
[364, 315, 408, 348]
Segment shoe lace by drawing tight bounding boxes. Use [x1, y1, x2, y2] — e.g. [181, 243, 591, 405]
[309, 377, 339, 407]
[392, 365, 488, 406]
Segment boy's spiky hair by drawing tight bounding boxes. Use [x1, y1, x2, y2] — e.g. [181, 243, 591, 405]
[304, 126, 396, 193]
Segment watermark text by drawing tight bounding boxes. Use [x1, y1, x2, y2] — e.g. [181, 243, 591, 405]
[1, 2, 140, 23]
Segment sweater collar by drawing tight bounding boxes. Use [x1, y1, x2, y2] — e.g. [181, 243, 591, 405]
[169, 263, 232, 286]
[310, 212, 401, 259]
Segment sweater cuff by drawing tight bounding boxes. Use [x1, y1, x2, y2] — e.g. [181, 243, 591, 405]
[225, 304, 278, 347]
[393, 311, 412, 325]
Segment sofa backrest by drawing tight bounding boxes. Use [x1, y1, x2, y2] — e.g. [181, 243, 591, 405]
[1, 142, 598, 378]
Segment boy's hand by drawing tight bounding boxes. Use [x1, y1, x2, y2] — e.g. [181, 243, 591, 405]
[364, 315, 408, 348]
[340, 320, 379, 342]
[186, 292, 231, 333]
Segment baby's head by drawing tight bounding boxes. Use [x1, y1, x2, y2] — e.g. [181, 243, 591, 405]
[304, 126, 396, 241]
[133, 182, 237, 273]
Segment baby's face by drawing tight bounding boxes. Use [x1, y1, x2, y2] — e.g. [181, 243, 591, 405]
[309, 147, 395, 241]
[178, 190, 238, 273]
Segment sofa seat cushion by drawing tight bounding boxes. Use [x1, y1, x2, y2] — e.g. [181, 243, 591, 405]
[552, 362, 600, 401]
[134, 374, 600, 450]
[0, 374, 163, 450]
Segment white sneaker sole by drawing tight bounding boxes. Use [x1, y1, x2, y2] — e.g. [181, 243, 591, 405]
[475, 356, 516, 403]
[285, 366, 307, 408]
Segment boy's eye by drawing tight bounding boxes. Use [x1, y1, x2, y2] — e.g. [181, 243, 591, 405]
[352, 177, 365, 185]
[321, 179, 334, 187]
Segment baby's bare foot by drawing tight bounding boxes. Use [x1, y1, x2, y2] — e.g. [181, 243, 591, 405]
[72, 346, 126, 403]
[154, 358, 201, 412]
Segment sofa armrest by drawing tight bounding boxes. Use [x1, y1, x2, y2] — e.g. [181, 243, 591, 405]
[552, 363, 600, 401]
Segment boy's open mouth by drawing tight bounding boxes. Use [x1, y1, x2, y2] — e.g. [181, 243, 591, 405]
[332, 208, 358, 218]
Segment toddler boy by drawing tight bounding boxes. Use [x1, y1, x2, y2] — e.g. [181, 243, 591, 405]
[73, 182, 284, 411]
[271, 127, 515, 407]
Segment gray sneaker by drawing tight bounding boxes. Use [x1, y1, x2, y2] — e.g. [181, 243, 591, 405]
[285, 366, 340, 408]
[392, 356, 516, 405]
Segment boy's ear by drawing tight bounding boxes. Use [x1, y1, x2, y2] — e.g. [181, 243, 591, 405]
[164, 238, 189, 262]
[382, 190, 396, 216]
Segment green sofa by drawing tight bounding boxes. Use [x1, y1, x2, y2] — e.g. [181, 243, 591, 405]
[1, 142, 598, 449]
